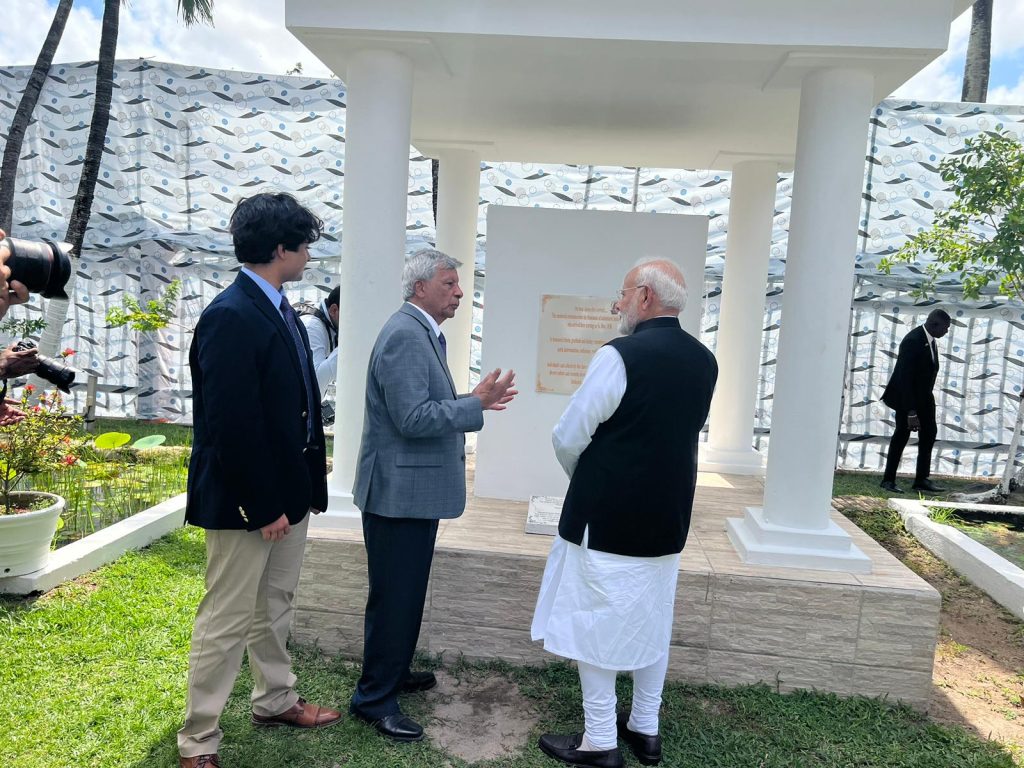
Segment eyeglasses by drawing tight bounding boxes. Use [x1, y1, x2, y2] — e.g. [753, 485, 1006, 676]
[611, 284, 647, 313]
[615, 285, 646, 300]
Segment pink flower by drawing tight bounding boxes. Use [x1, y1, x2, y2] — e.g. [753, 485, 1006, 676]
[60, 348, 75, 358]
[24, 384, 34, 393]
[63, 455, 76, 466]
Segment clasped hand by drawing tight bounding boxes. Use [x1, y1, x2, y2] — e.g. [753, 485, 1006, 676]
[472, 368, 518, 411]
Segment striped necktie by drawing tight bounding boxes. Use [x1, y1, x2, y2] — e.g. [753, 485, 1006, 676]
[280, 297, 316, 442]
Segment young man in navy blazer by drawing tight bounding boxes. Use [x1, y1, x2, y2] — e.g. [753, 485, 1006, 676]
[178, 193, 341, 768]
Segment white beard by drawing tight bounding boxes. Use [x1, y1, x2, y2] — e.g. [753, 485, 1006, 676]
[618, 306, 639, 336]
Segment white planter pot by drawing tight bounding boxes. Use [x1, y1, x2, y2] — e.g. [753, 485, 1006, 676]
[0, 492, 66, 577]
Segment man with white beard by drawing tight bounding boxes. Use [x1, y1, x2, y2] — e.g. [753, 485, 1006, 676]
[532, 258, 718, 768]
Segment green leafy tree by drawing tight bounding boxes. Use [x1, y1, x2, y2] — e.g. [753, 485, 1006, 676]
[880, 131, 1024, 301]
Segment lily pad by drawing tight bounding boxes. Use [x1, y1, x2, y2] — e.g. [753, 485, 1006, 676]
[95, 432, 132, 450]
[132, 435, 167, 449]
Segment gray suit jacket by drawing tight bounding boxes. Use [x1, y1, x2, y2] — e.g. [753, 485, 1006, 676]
[353, 304, 484, 519]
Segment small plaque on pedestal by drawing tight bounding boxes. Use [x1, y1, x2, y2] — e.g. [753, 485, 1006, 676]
[526, 496, 564, 536]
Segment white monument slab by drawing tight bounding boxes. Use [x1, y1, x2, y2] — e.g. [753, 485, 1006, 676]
[475, 206, 709, 502]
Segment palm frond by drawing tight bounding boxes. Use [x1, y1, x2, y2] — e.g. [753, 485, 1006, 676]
[177, 0, 214, 27]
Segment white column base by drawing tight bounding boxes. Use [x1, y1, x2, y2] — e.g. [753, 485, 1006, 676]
[699, 445, 766, 476]
[726, 506, 872, 573]
[309, 479, 362, 532]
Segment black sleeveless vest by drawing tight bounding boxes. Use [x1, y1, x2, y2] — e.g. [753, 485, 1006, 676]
[557, 316, 718, 557]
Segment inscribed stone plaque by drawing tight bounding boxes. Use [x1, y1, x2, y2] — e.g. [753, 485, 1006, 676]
[526, 496, 564, 536]
[536, 295, 619, 394]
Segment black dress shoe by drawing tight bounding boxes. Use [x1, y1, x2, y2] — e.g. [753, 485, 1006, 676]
[349, 707, 424, 742]
[402, 670, 437, 693]
[616, 711, 662, 766]
[538, 733, 624, 768]
[879, 480, 904, 493]
[912, 478, 945, 493]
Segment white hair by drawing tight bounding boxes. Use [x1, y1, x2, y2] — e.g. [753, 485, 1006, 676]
[632, 257, 688, 311]
[402, 248, 462, 300]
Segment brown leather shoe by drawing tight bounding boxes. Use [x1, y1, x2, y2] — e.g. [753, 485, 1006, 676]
[251, 697, 343, 729]
[179, 755, 220, 768]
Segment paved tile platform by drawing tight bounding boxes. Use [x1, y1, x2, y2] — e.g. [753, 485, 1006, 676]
[295, 464, 939, 710]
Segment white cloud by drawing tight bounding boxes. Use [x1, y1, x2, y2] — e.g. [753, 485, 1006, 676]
[891, 0, 1024, 101]
[990, 74, 1024, 105]
[2, 0, 333, 78]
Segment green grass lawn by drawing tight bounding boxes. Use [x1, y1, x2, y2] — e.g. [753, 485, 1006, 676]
[0, 527, 1016, 767]
[833, 470, 987, 499]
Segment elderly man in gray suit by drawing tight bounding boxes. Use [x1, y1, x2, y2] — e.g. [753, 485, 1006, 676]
[349, 248, 517, 742]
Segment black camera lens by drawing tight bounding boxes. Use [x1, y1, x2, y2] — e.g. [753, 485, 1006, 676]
[2, 237, 73, 299]
[12, 339, 76, 393]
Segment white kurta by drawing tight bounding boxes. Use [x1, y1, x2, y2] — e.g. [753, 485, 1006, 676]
[531, 344, 681, 671]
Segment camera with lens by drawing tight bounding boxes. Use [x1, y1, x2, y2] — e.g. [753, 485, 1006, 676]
[12, 340, 76, 393]
[1, 237, 74, 299]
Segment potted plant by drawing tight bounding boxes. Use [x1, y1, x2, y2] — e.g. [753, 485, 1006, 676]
[0, 385, 81, 577]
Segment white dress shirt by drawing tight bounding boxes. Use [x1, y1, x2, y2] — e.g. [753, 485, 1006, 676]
[298, 300, 339, 399]
[532, 341, 681, 671]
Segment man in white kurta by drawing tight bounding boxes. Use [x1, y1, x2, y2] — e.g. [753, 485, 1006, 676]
[532, 258, 718, 768]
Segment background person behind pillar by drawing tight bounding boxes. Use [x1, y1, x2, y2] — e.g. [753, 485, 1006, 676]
[296, 285, 340, 400]
[349, 248, 517, 743]
[178, 193, 341, 768]
[879, 308, 951, 494]
[532, 258, 718, 768]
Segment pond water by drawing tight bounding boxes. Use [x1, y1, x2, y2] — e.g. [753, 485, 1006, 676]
[25, 448, 189, 549]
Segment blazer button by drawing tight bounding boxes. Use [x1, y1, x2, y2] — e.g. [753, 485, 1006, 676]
[301, 411, 308, 419]
[302, 447, 308, 454]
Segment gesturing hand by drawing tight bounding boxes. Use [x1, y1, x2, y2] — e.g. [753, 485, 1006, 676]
[472, 368, 518, 411]
[261, 513, 291, 542]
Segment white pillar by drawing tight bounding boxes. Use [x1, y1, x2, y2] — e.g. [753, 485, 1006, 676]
[726, 68, 874, 572]
[434, 149, 481, 393]
[320, 49, 413, 528]
[702, 160, 777, 475]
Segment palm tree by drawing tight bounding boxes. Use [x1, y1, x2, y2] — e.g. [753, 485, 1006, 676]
[34, 0, 215, 369]
[63, 0, 121, 256]
[961, 0, 993, 103]
[0, 0, 75, 232]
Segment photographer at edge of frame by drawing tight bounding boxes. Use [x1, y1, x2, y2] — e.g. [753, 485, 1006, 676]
[0, 227, 42, 425]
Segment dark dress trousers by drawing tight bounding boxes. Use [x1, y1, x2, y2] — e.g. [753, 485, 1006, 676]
[558, 316, 719, 558]
[186, 272, 328, 531]
[881, 325, 939, 484]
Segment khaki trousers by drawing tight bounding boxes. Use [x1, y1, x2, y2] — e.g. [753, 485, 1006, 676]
[177, 513, 309, 757]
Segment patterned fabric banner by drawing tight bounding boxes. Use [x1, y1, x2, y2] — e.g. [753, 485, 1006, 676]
[2, 59, 1023, 477]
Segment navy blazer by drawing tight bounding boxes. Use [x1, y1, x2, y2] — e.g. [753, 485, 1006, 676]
[186, 272, 328, 531]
